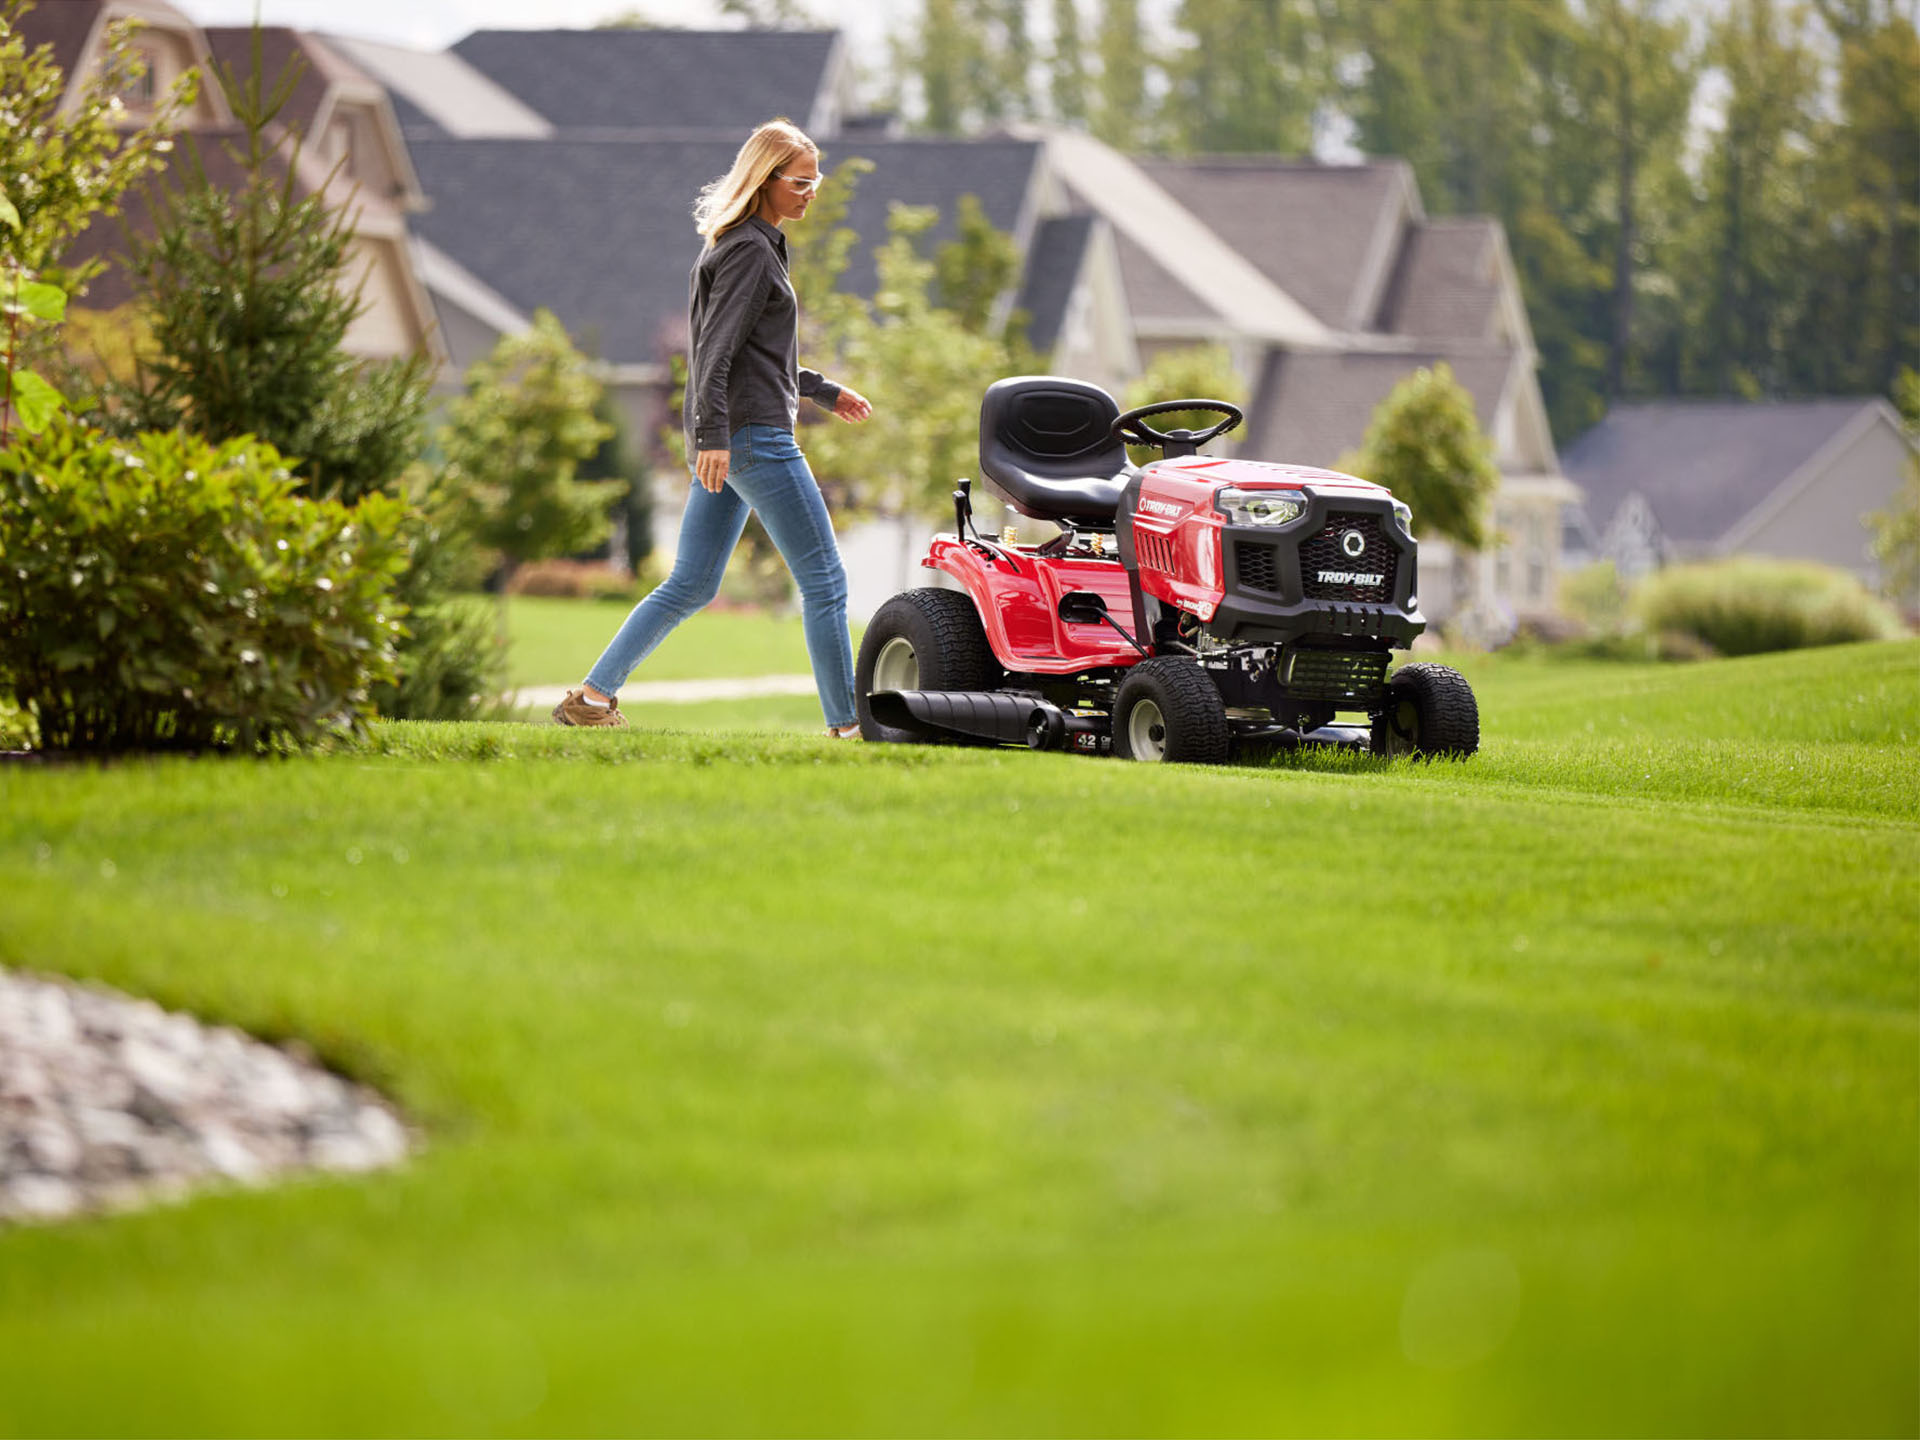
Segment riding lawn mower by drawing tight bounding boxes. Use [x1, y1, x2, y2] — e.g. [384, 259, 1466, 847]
[854, 375, 1479, 764]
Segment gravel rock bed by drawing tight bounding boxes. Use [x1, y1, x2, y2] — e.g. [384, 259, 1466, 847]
[1, 968, 409, 1223]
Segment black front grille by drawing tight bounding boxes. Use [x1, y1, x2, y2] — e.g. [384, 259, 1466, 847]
[1234, 541, 1280, 593]
[1299, 513, 1398, 603]
[1287, 648, 1390, 702]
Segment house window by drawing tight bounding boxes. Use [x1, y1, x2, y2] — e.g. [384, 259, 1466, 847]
[121, 44, 158, 106]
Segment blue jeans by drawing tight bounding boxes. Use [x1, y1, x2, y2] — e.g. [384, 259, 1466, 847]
[583, 424, 856, 727]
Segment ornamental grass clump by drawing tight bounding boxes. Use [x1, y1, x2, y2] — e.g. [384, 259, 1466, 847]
[0, 421, 407, 752]
[1634, 557, 1905, 656]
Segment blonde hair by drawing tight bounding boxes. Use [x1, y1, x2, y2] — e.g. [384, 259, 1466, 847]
[693, 118, 820, 245]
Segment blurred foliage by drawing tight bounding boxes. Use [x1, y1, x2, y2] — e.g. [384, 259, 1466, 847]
[1338, 363, 1498, 551]
[1866, 366, 1920, 609]
[0, 0, 196, 294]
[0, 420, 407, 751]
[0, 0, 192, 441]
[1633, 556, 1905, 656]
[578, 389, 653, 571]
[889, 0, 1919, 438]
[95, 29, 430, 505]
[1122, 342, 1247, 465]
[1558, 559, 1633, 635]
[441, 310, 618, 579]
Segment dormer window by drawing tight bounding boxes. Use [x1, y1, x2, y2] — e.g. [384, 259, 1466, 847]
[120, 43, 159, 107]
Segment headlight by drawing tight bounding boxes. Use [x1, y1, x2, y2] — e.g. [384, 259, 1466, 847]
[1216, 487, 1305, 527]
[1390, 500, 1413, 537]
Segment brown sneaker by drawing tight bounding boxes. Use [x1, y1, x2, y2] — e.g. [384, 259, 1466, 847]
[551, 688, 627, 727]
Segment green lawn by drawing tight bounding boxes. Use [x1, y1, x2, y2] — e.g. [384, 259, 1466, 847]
[505, 596, 829, 688]
[2, 642, 1916, 1434]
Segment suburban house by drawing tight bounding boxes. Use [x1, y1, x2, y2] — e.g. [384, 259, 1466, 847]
[1560, 399, 1915, 591]
[25, 0, 444, 367]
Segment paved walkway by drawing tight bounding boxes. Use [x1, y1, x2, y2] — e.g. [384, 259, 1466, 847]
[512, 675, 818, 710]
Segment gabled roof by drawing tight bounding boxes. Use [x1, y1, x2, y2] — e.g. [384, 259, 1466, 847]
[1136, 157, 1414, 333]
[405, 134, 1042, 367]
[1048, 129, 1331, 347]
[324, 34, 553, 139]
[1248, 349, 1515, 468]
[1016, 214, 1096, 352]
[1560, 399, 1901, 543]
[451, 29, 839, 133]
[1377, 218, 1502, 341]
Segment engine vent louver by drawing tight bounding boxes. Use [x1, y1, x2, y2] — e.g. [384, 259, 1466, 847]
[1135, 530, 1178, 573]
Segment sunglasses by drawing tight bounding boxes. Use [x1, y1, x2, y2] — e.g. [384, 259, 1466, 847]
[774, 172, 823, 195]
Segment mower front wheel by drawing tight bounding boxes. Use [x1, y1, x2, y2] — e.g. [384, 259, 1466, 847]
[1113, 658, 1230, 765]
[856, 588, 1003, 743]
[1370, 662, 1480, 759]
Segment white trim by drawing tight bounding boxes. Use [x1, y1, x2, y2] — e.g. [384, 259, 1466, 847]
[412, 235, 531, 340]
[1046, 128, 1334, 349]
[1718, 400, 1908, 552]
[323, 33, 553, 139]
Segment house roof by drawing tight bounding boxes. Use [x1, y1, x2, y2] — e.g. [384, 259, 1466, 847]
[1377, 218, 1502, 340]
[404, 134, 1042, 366]
[1137, 157, 1413, 333]
[1049, 129, 1331, 346]
[1248, 349, 1515, 468]
[1560, 399, 1897, 543]
[450, 28, 838, 133]
[14, 0, 100, 79]
[1015, 214, 1096, 353]
[323, 34, 553, 139]
[201, 28, 335, 144]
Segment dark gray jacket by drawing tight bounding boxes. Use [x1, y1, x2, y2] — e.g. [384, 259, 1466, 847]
[684, 215, 840, 457]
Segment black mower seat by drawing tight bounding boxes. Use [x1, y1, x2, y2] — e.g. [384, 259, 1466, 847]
[978, 376, 1133, 525]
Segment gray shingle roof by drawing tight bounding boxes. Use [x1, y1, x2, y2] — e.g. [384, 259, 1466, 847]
[1015, 215, 1096, 353]
[406, 134, 1041, 366]
[1137, 158, 1409, 330]
[1378, 219, 1501, 340]
[452, 29, 837, 132]
[1560, 399, 1889, 543]
[1108, 227, 1213, 322]
[1248, 349, 1514, 468]
[15, 1, 100, 84]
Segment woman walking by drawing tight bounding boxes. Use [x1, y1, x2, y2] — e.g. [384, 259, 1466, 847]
[552, 118, 871, 735]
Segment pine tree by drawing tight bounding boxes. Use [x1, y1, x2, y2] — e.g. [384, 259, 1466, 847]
[108, 29, 430, 503]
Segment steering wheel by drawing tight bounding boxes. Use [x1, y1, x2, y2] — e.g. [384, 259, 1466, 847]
[1110, 398, 1244, 451]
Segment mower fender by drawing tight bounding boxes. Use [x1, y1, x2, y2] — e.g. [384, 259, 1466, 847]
[924, 534, 1140, 676]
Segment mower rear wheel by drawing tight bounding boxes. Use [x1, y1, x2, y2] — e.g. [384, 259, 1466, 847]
[1113, 658, 1229, 764]
[856, 588, 1003, 743]
[1370, 662, 1479, 759]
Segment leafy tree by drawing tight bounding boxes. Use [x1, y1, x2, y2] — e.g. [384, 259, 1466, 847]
[441, 310, 619, 580]
[1164, 0, 1326, 155]
[1049, 0, 1089, 125]
[577, 390, 653, 571]
[1576, 0, 1695, 397]
[1794, 2, 1919, 393]
[1093, 0, 1151, 150]
[102, 31, 430, 504]
[934, 194, 1024, 337]
[1336, 363, 1498, 551]
[0, 0, 194, 440]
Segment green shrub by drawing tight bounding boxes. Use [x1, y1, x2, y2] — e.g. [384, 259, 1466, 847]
[0, 421, 408, 751]
[370, 467, 506, 721]
[1634, 557, 1905, 657]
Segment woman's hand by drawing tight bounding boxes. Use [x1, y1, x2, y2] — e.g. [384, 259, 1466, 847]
[695, 448, 730, 493]
[834, 388, 873, 423]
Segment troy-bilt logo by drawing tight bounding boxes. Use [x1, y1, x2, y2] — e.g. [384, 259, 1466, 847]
[1139, 498, 1183, 518]
[1317, 570, 1386, 586]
